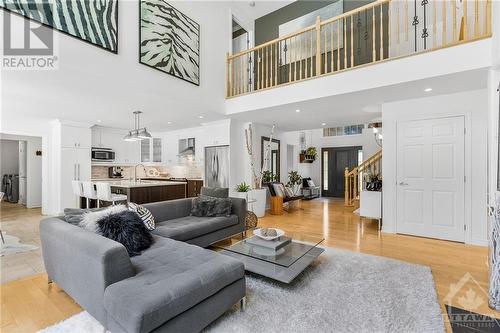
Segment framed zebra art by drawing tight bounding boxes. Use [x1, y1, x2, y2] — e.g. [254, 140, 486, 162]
[140, 1, 200, 86]
[0, 0, 119, 53]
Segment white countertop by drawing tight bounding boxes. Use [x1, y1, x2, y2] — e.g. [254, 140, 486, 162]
[93, 180, 187, 188]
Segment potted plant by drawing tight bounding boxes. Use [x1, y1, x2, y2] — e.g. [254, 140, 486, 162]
[287, 171, 302, 195]
[261, 170, 277, 184]
[235, 182, 251, 193]
[300, 146, 317, 163]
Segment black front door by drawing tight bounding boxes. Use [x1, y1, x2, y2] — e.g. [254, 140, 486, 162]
[321, 146, 361, 197]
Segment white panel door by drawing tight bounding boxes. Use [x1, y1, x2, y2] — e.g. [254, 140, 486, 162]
[396, 116, 465, 242]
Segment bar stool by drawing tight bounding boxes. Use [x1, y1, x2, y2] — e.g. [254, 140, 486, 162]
[71, 180, 84, 206]
[96, 182, 127, 205]
[82, 181, 99, 208]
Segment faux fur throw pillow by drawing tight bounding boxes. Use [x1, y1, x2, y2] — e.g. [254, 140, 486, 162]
[79, 205, 153, 257]
[191, 195, 232, 217]
[97, 210, 154, 257]
[79, 205, 127, 233]
[191, 195, 216, 217]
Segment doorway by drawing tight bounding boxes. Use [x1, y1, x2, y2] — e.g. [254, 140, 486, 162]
[232, 17, 252, 93]
[0, 135, 42, 208]
[322, 146, 362, 197]
[396, 116, 465, 242]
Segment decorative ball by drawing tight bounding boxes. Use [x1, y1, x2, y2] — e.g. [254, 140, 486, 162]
[267, 229, 277, 237]
[245, 211, 258, 229]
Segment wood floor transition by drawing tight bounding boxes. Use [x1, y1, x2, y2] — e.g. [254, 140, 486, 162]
[1, 198, 497, 332]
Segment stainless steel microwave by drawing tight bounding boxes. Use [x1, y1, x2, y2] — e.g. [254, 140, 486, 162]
[91, 147, 115, 161]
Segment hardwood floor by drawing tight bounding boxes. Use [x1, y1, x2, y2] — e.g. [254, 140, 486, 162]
[0, 202, 44, 283]
[1, 198, 498, 333]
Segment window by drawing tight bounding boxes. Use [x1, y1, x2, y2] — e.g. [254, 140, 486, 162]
[323, 150, 328, 191]
[323, 124, 364, 137]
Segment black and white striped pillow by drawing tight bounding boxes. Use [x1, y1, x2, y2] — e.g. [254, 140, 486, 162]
[128, 202, 155, 231]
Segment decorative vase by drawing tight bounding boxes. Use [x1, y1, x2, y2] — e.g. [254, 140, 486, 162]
[489, 193, 500, 310]
[292, 184, 301, 196]
[249, 188, 266, 218]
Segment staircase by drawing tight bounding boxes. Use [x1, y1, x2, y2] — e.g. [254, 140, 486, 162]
[344, 150, 382, 206]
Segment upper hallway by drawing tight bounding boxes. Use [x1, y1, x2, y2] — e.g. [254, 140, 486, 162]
[225, 0, 498, 118]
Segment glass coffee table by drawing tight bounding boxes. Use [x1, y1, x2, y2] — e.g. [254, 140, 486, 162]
[215, 234, 324, 284]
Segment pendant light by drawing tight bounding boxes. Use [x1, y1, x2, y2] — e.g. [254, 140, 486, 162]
[123, 111, 152, 141]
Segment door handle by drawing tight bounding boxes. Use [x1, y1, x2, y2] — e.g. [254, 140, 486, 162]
[399, 182, 409, 186]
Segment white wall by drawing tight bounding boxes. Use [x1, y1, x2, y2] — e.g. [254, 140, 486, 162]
[382, 89, 488, 246]
[229, 120, 252, 189]
[0, 140, 19, 175]
[1, 1, 254, 130]
[25, 138, 42, 208]
[280, 128, 381, 188]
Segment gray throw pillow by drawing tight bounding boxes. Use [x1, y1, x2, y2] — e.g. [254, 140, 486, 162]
[207, 196, 232, 217]
[191, 195, 232, 217]
[191, 196, 216, 217]
[200, 187, 229, 198]
[64, 207, 105, 225]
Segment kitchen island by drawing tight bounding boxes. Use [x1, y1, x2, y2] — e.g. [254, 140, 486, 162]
[107, 180, 187, 204]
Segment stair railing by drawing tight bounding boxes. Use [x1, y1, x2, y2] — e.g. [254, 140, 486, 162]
[226, 0, 492, 98]
[344, 150, 382, 206]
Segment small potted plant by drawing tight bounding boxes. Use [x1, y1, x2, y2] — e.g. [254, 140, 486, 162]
[287, 171, 302, 195]
[261, 170, 277, 184]
[300, 146, 317, 163]
[235, 182, 251, 193]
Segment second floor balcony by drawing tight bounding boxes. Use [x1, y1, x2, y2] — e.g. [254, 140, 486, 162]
[226, 0, 493, 99]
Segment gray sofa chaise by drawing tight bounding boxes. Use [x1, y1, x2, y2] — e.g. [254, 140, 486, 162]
[40, 197, 247, 333]
[145, 197, 246, 248]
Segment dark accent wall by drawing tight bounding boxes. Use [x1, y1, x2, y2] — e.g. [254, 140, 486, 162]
[250, 0, 388, 87]
[255, 0, 374, 45]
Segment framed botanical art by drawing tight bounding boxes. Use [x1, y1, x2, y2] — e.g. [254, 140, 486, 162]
[140, 0, 200, 85]
[0, 0, 118, 53]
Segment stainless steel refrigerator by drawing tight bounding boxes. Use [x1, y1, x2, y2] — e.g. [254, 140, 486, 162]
[204, 145, 229, 188]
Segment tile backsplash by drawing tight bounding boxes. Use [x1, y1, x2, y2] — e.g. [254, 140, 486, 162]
[92, 161, 203, 180]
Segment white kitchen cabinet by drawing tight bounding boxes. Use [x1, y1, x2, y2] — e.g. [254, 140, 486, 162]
[61, 147, 91, 209]
[91, 128, 102, 147]
[141, 138, 162, 164]
[91, 127, 140, 164]
[62, 125, 91, 148]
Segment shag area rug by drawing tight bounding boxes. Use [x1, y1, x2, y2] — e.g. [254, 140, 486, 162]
[0, 234, 38, 256]
[38, 247, 445, 333]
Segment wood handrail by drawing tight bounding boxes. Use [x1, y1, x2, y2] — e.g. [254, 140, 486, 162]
[319, 0, 390, 27]
[227, 0, 389, 60]
[226, 0, 492, 98]
[347, 150, 382, 177]
[344, 150, 382, 206]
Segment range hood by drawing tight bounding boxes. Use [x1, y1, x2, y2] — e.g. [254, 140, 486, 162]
[178, 138, 195, 156]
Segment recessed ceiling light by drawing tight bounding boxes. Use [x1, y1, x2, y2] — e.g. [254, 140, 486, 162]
[97, 119, 102, 123]
[424, 88, 433, 92]
[321, 123, 326, 126]
[198, 115, 204, 119]
[167, 121, 172, 125]
[295, 109, 300, 113]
